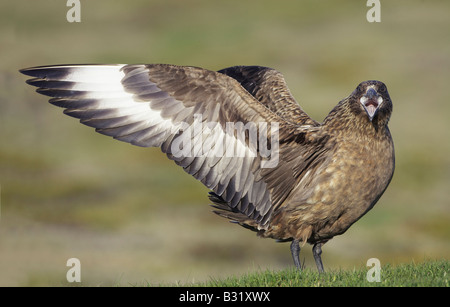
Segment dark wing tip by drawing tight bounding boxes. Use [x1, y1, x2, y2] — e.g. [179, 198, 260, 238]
[25, 78, 41, 86]
[19, 65, 70, 79]
[19, 66, 42, 77]
[35, 88, 65, 97]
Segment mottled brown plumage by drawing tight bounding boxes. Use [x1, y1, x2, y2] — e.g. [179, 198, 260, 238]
[20, 64, 394, 272]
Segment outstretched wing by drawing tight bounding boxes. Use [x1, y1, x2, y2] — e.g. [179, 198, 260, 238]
[20, 64, 327, 228]
[218, 66, 319, 126]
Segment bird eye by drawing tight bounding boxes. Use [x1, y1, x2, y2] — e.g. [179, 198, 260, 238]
[378, 85, 387, 93]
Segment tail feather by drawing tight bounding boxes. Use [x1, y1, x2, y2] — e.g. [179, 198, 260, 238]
[209, 192, 261, 232]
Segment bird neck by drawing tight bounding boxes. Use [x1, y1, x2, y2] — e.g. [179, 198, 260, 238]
[322, 99, 390, 140]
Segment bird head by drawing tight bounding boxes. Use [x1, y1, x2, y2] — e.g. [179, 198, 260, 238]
[352, 80, 392, 123]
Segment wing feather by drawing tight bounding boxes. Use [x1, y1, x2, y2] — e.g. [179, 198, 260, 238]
[218, 66, 319, 126]
[20, 64, 329, 229]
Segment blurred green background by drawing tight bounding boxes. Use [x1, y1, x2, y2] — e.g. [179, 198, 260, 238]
[1, 0, 449, 286]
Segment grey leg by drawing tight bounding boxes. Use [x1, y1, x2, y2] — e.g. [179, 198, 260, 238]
[312, 243, 325, 273]
[290, 239, 302, 270]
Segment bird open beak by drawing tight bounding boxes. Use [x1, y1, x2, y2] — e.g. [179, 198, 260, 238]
[360, 87, 383, 121]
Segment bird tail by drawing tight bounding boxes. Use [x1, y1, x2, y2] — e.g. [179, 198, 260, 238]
[208, 192, 262, 233]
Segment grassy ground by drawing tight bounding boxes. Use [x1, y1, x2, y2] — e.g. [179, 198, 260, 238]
[184, 259, 449, 287]
[1, 0, 449, 286]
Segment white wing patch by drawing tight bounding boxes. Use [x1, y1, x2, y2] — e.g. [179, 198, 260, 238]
[23, 65, 182, 147]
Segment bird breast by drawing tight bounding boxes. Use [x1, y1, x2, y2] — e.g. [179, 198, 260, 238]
[268, 130, 394, 243]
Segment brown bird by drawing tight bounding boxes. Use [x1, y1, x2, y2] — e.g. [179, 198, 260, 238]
[20, 64, 395, 272]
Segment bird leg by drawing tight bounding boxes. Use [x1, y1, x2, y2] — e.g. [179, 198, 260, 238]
[312, 243, 325, 273]
[290, 239, 302, 271]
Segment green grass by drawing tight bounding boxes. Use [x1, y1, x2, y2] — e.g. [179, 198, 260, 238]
[181, 260, 449, 287]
